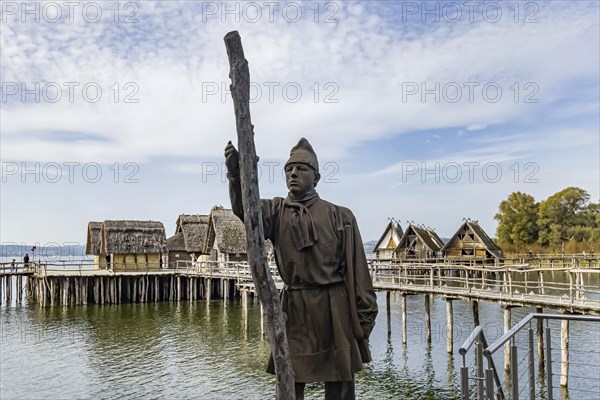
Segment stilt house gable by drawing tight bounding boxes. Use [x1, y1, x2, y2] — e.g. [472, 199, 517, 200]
[203, 207, 247, 255]
[175, 214, 209, 254]
[373, 221, 403, 255]
[86, 221, 103, 255]
[394, 224, 444, 258]
[100, 220, 168, 255]
[441, 221, 504, 260]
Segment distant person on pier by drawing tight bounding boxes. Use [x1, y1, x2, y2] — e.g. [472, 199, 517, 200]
[10, 259, 16, 272]
[23, 253, 29, 269]
[225, 138, 378, 400]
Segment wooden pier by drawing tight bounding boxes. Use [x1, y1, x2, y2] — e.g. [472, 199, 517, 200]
[2, 259, 598, 391]
[1, 261, 598, 314]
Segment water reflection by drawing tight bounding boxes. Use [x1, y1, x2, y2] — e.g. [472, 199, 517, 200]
[1, 292, 598, 399]
[447, 353, 457, 396]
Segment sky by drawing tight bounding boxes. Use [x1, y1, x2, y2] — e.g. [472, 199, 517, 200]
[1, 0, 599, 248]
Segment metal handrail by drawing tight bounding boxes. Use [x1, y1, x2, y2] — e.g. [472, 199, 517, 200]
[458, 326, 506, 400]
[485, 313, 600, 356]
[461, 313, 600, 400]
[459, 326, 483, 356]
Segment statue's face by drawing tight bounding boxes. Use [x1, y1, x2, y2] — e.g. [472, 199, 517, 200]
[285, 163, 318, 195]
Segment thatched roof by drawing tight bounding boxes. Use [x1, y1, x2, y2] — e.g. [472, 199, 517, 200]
[175, 214, 209, 254]
[442, 221, 504, 259]
[166, 231, 186, 252]
[426, 228, 445, 251]
[101, 220, 167, 254]
[373, 221, 403, 253]
[395, 224, 444, 253]
[86, 221, 103, 255]
[204, 207, 247, 255]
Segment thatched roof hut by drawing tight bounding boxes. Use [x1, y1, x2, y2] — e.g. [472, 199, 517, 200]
[101, 220, 168, 255]
[166, 231, 186, 252]
[85, 221, 103, 255]
[204, 207, 247, 257]
[394, 224, 444, 260]
[174, 214, 209, 254]
[442, 220, 504, 261]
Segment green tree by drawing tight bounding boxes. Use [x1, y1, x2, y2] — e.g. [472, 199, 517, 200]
[575, 202, 600, 227]
[537, 187, 591, 246]
[494, 192, 539, 246]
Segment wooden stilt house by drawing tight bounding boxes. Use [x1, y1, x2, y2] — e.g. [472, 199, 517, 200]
[167, 214, 209, 268]
[203, 206, 247, 263]
[101, 220, 168, 271]
[373, 220, 403, 260]
[85, 221, 105, 269]
[394, 224, 444, 261]
[166, 232, 187, 267]
[441, 220, 504, 264]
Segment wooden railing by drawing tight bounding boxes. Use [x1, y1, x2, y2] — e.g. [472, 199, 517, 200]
[370, 261, 600, 312]
[12, 258, 600, 312]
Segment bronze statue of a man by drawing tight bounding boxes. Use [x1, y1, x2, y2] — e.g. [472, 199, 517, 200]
[225, 138, 378, 400]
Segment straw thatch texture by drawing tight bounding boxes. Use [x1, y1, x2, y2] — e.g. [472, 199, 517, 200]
[101, 220, 167, 254]
[167, 231, 186, 252]
[86, 221, 103, 255]
[204, 207, 247, 255]
[175, 214, 209, 254]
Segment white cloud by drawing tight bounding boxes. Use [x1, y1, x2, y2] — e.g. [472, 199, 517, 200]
[1, 1, 598, 242]
[2, 1, 598, 163]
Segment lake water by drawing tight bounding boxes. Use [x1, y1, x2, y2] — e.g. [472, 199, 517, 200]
[1, 287, 599, 399]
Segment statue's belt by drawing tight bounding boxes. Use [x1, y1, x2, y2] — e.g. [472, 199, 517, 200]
[283, 280, 344, 291]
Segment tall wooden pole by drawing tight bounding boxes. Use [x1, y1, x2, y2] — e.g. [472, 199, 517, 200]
[224, 30, 295, 400]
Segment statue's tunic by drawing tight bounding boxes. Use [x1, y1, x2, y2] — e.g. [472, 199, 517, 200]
[260, 196, 378, 383]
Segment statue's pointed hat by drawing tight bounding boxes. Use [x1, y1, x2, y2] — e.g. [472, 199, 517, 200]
[285, 138, 319, 172]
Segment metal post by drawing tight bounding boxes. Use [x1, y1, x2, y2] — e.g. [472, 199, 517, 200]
[461, 366, 469, 400]
[476, 341, 484, 400]
[485, 368, 495, 400]
[545, 326, 553, 400]
[528, 328, 535, 400]
[511, 341, 519, 400]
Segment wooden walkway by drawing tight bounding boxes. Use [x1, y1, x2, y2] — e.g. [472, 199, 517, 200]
[369, 262, 600, 314]
[0, 261, 598, 314]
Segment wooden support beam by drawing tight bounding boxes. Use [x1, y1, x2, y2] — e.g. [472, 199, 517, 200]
[402, 293, 407, 344]
[472, 300, 480, 326]
[386, 291, 391, 336]
[561, 318, 569, 386]
[446, 299, 453, 353]
[425, 294, 431, 343]
[504, 307, 511, 371]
